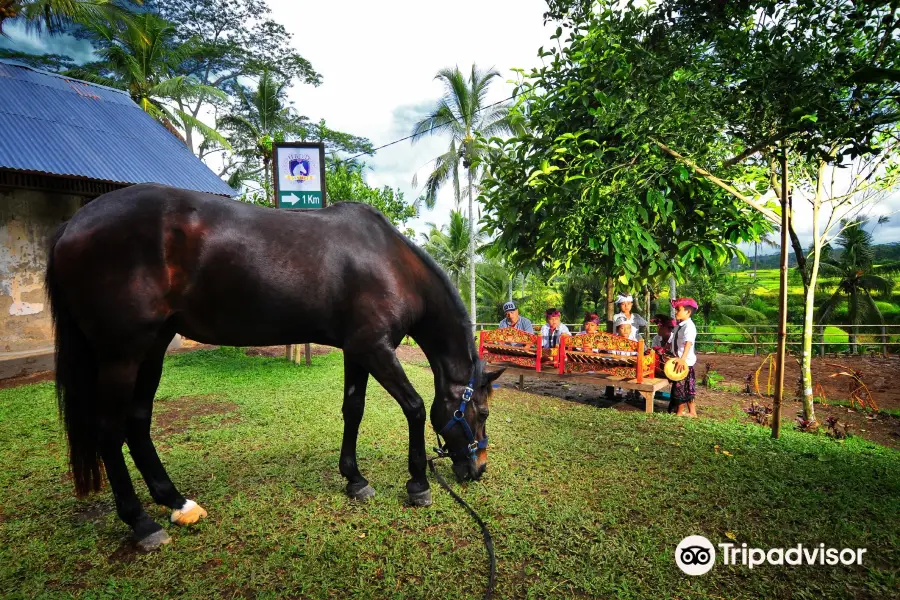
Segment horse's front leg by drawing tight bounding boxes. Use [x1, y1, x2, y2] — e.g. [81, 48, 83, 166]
[361, 348, 431, 507]
[341, 358, 375, 500]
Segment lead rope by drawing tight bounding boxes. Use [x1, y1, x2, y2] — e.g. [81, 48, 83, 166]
[427, 454, 496, 600]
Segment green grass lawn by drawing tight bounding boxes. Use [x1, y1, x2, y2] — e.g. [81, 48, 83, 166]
[1, 349, 898, 599]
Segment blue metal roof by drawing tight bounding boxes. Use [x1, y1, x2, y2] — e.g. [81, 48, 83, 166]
[0, 60, 235, 196]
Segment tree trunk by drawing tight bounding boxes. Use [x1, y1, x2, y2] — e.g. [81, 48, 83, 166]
[850, 326, 858, 354]
[754, 242, 758, 278]
[644, 287, 652, 343]
[800, 159, 826, 424]
[669, 276, 677, 318]
[264, 157, 271, 205]
[521, 272, 526, 303]
[606, 277, 615, 332]
[773, 149, 790, 439]
[468, 168, 476, 333]
[508, 273, 514, 303]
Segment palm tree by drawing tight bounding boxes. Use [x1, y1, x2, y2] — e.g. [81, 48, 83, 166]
[0, 0, 136, 35]
[420, 210, 484, 292]
[817, 220, 897, 353]
[475, 259, 514, 324]
[65, 12, 228, 151]
[682, 265, 767, 328]
[219, 69, 307, 199]
[410, 64, 517, 330]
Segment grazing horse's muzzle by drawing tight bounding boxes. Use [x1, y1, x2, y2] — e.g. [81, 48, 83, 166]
[452, 455, 486, 482]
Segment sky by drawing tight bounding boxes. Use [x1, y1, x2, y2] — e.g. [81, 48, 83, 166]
[3, 0, 899, 255]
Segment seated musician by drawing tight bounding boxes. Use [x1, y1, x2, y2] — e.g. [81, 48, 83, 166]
[649, 314, 676, 378]
[540, 308, 570, 350]
[613, 293, 648, 341]
[610, 316, 638, 356]
[498, 301, 534, 333]
[650, 314, 676, 351]
[573, 312, 601, 353]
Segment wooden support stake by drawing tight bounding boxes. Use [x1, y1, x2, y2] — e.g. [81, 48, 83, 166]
[305, 343, 312, 366]
[636, 339, 644, 384]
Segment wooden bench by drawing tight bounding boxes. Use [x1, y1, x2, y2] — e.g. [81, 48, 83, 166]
[479, 327, 553, 371]
[559, 332, 657, 382]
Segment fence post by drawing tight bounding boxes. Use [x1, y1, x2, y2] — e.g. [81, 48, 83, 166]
[753, 326, 758, 356]
[819, 325, 826, 357]
[882, 325, 888, 358]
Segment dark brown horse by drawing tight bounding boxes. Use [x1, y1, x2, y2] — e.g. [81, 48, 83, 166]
[45, 183, 502, 550]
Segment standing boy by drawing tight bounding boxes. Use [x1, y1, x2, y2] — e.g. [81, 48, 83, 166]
[669, 298, 699, 417]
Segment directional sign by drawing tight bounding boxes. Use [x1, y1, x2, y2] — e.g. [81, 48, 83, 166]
[279, 191, 322, 208]
[273, 142, 326, 209]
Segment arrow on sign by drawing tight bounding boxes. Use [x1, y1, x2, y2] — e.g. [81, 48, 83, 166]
[282, 193, 300, 206]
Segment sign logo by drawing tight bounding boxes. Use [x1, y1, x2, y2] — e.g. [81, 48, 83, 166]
[676, 536, 716, 576]
[285, 153, 315, 182]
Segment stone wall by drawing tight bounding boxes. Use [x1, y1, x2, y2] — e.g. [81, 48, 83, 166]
[0, 188, 83, 355]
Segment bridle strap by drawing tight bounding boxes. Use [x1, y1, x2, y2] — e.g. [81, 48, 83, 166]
[435, 367, 488, 460]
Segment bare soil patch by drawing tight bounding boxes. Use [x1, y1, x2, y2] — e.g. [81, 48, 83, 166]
[0, 370, 53, 389]
[244, 344, 334, 359]
[152, 394, 239, 437]
[701, 352, 900, 411]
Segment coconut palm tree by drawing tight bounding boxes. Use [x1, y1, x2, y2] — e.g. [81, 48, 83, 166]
[0, 0, 136, 35]
[218, 69, 309, 198]
[410, 64, 517, 330]
[420, 210, 484, 293]
[817, 220, 897, 353]
[65, 12, 228, 150]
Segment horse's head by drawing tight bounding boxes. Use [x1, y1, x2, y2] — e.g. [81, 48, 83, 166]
[432, 361, 505, 482]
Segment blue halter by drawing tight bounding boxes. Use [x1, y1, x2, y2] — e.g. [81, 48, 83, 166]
[435, 371, 488, 461]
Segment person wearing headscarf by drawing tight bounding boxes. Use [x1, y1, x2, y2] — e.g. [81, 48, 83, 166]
[611, 315, 638, 356]
[540, 308, 570, 349]
[573, 312, 601, 353]
[613, 293, 647, 341]
[668, 298, 699, 417]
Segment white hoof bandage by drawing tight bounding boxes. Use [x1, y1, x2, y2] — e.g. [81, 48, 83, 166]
[171, 499, 208, 525]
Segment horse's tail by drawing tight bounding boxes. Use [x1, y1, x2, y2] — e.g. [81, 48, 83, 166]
[46, 222, 103, 496]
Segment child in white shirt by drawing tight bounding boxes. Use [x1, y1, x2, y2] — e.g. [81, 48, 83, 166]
[668, 298, 698, 417]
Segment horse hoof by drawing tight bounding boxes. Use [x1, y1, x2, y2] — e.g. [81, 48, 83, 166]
[171, 499, 208, 526]
[407, 489, 432, 507]
[348, 484, 376, 501]
[136, 528, 171, 551]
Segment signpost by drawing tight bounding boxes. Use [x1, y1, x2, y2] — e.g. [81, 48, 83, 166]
[273, 141, 327, 364]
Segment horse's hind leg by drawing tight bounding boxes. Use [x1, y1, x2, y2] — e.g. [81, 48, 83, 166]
[95, 356, 170, 550]
[358, 345, 432, 507]
[126, 332, 207, 527]
[341, 358, 375, 501]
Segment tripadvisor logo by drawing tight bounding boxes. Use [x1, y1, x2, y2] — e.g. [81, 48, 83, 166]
[675, 536, 867, 575]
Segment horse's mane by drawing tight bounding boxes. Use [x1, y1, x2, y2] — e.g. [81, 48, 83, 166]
[395, 227, 478, 363]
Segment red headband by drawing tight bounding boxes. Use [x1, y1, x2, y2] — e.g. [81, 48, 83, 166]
[545, 309, 561, 318]
[652, 315, 676, 328]
[671, 297, 698, 310]
[583, 312, 600, 324]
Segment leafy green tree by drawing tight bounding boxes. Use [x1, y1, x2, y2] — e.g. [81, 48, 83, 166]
[420, 210, 483, 292]
[65, 12, 229, 148]
[681, 265, 767, 329]
[490, 0, 900, 425]
[154, 0, 321, 157]
[411, 64, 517, 328]
[219, 70, 371, 199]
[817, 220, 898, 352]
[326, 162, 417, 234]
